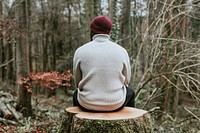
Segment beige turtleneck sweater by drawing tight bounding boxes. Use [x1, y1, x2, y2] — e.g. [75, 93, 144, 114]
[73, 34, 131, 111]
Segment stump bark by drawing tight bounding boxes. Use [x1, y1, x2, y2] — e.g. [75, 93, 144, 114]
[60, 107, 153, 133]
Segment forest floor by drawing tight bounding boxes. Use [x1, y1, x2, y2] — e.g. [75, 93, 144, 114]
[0, 88, 200, 133]
[0, 89, 73, 133]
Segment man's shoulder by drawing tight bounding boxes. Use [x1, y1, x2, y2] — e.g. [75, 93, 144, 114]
[76, 42, 92, 51]
[109, 41, 127, 52]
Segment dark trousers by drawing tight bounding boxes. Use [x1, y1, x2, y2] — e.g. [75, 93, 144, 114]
[73, 86, 135, 112]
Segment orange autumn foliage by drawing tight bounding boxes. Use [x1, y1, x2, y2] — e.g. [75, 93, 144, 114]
[18, 70, 72, 92]
[0, 18, 21, 44]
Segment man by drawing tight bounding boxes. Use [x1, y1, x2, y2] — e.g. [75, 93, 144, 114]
[73, 16, 135, 111]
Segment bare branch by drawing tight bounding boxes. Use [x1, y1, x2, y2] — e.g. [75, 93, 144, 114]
[184, 107, 200, 121]
[0, 59, 14, 68]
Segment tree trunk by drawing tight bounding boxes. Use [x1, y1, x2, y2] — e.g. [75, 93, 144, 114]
[162, 0, 187, 115]
[67, 1, 72, 55]
[15, 0, 32, 117]
[5, 43, 13, 83]
[40, 0, 47, 72]
[60, 107, 153, 133]
[94, 0, 101, 16]
[46, 0, 61, 97]
[50, 6, 57, 71]
[85, 0, 98, 20]
[26, 0, 31, 72]
[0, 0, 5, 82]
[119, 0, 131, 51]
[84, 0, 101, 41]
[109, 0, 118, 42]
[188, 0, 200, 88]
[109, 0, 117, 22]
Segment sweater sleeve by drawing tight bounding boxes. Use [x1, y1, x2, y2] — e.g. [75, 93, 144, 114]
[122, 51, 131, 86]
[73, 50, 82, 88]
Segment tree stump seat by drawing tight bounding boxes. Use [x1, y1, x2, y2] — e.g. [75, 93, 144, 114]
[60, 106, 153, 133]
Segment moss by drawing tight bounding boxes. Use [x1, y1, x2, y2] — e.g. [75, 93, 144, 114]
[72, 114, 153, 133]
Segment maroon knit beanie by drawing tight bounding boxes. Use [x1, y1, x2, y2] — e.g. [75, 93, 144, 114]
[90, 16, 112, 34]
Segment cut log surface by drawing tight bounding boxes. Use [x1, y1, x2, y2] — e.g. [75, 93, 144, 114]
[61, 107, 153, 133]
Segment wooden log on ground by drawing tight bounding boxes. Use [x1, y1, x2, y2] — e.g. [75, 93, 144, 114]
[0, 117, 19, 125]
[60, 107, 153, 133]
[0, 91, 21, 120]
[6, 103, 22, 120]
[0, 98, 13, 119]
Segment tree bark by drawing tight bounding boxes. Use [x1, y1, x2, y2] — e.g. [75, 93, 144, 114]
[5, 43, 13, 83]
[15, 0, 32, 117]
[60, 107, 153, 133]
[189, 0, 200, 87]
[40, 0, 47, 72]
[109, 0, 118, 42]
[109, 0, 117, 22]
[0, 0, 5, 82]
[119, 0, 131, 51]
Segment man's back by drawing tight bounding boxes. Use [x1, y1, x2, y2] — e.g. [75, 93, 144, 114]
[73, 34, 131, 111]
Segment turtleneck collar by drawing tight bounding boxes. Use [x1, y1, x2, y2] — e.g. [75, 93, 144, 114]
[92, 34, 110, 42]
